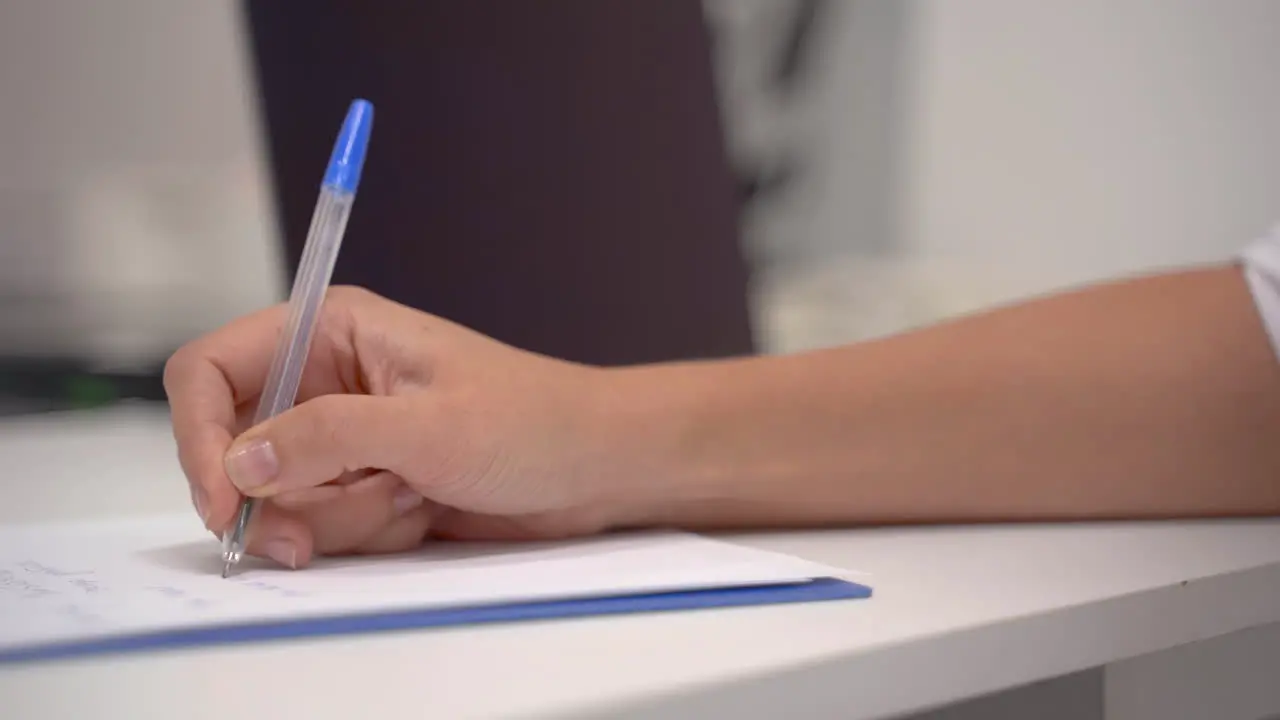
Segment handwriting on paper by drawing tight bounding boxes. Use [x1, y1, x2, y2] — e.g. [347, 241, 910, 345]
[0, 557, 312, 621]
[0, 561, 94, 598]
[233, 579, 308, 599]
[0, 561, 108, 627]
[143, 584, 215, 610]
[0, 569, 57, 600]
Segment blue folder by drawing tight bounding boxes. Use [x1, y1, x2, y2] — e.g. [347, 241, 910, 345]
[0, 577, 871, 665]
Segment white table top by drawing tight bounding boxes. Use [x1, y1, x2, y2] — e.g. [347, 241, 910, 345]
[3, 405, 1280, 719]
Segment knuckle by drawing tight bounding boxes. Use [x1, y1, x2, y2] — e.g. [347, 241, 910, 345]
[161, 344, 196, 395]
[320, 286, 376, 341]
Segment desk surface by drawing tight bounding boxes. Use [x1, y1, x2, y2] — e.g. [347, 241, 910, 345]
[3, 405, 1280, 720]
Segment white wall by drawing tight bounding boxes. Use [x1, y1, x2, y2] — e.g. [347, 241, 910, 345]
[902, 0, 1280, 278]
[749, 0, 1280, 352]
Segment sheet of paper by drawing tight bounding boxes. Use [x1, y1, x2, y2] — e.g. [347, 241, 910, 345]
[0, 514, 847, 655]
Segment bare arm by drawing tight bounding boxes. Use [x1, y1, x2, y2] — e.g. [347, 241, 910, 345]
[603, 263, 1280, 529]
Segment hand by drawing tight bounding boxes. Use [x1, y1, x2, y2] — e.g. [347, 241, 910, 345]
[163, 286, 648, 569]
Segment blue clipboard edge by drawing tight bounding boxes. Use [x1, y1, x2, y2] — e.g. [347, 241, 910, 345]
[0, 577, 871, 666]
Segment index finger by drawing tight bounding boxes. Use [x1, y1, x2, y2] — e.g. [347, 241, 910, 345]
[164, 303, 290, 530]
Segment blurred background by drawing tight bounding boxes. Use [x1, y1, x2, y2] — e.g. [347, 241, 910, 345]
[1, 0, 1279, 415]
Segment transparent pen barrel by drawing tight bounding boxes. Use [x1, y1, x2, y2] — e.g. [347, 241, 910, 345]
[254, 188, 353, 424]
[220, 187, 354, 560]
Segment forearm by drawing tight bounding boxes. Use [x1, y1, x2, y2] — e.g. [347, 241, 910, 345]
[606, 264, 1280, 529]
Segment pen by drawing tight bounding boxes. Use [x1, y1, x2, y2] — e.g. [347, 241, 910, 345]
[220, 98, 374, 578]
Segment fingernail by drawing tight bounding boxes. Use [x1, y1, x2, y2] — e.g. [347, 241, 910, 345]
[263, 538, 298, 569]
[225, 439, 278, 491]
[190, 485, 209, 525]
[393, 486, 423, 515]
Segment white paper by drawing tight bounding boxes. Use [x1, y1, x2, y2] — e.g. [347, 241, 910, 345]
[0, 514, 846, 654]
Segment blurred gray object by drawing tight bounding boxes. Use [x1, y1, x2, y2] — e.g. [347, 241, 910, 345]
[706, 0, 912, 269]
[0, 1, 281, 369]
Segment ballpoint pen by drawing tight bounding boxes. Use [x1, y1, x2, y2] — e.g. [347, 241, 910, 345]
[220, 98, 374, 578]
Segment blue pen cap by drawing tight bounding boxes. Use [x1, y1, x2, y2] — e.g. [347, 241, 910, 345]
[321, 99, 374, 193]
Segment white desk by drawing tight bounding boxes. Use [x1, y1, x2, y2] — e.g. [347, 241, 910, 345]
[3, 406, 1280, 719]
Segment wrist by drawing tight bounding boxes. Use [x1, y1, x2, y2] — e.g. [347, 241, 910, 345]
[581, 358, 770, 530]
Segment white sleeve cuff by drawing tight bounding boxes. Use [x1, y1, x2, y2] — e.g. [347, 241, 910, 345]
[1238, 224, 1280, 363]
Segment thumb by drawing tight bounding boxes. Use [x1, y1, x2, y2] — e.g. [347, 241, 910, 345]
[224, 394, 413, 497]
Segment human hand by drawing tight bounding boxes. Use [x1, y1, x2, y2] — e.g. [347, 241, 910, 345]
[163, 286, 661, 569]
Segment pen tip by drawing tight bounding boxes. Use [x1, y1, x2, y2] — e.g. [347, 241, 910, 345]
[221, 561, 232, 579]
